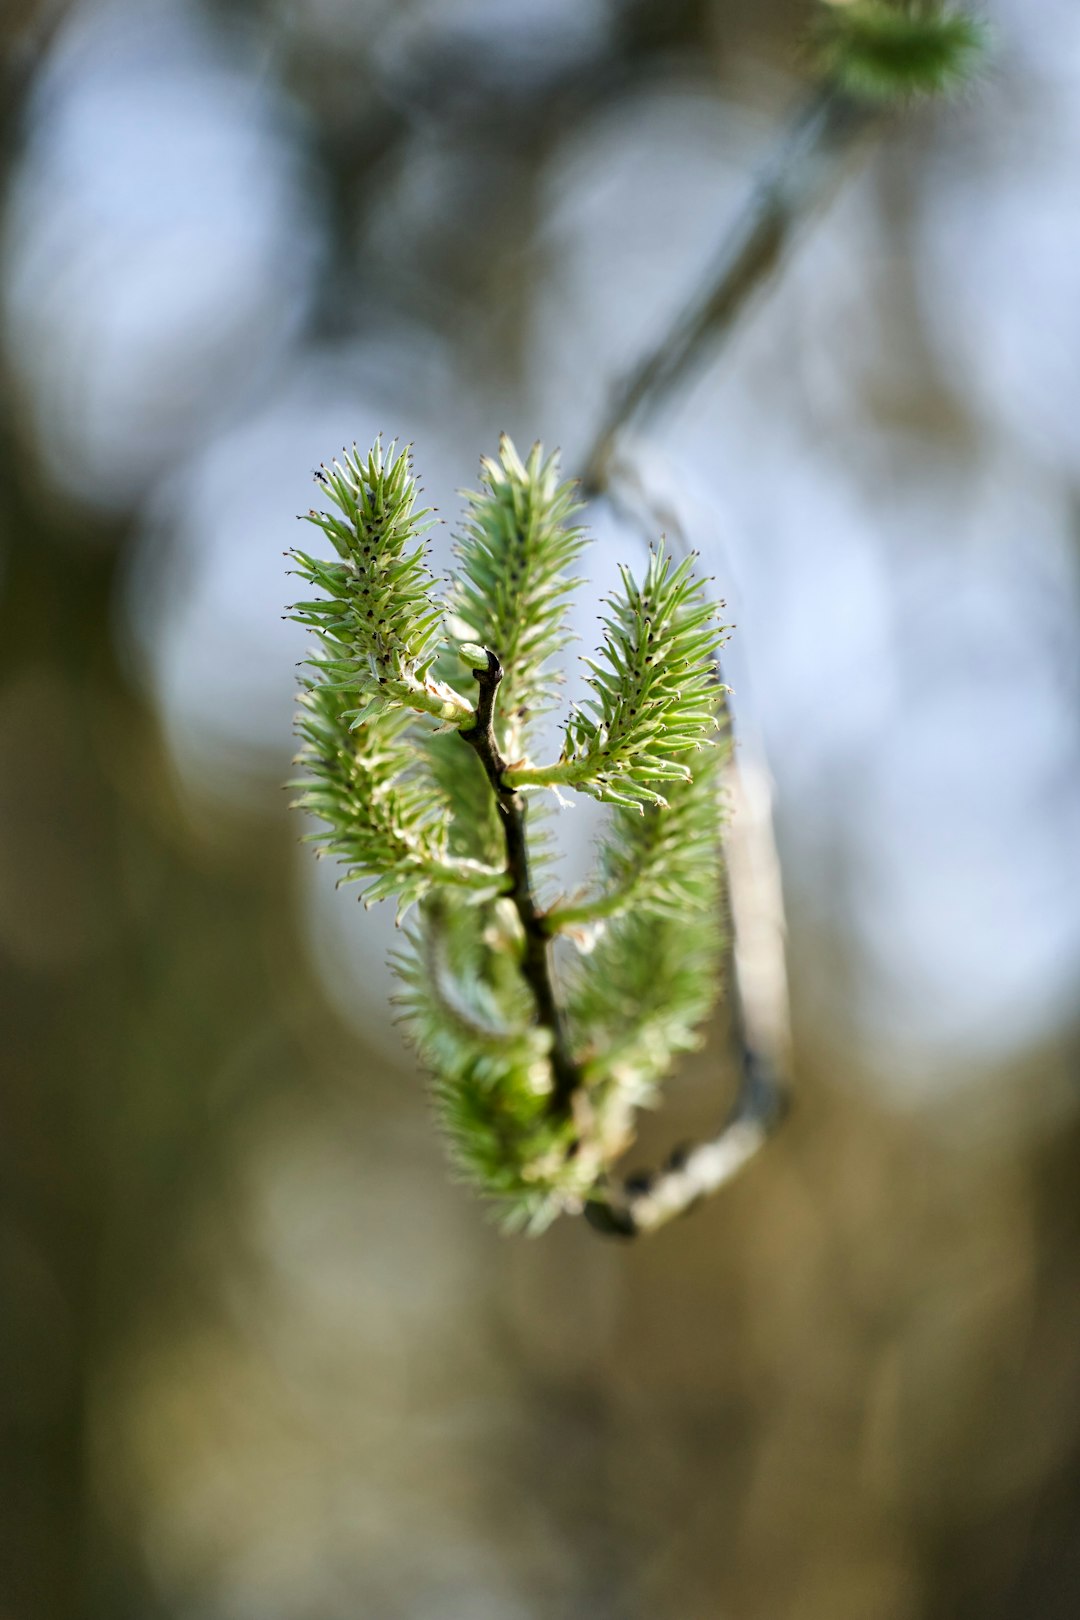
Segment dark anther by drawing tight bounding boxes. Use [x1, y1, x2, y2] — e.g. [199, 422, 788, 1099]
[584, 1200, 638, 1240]
[625, 1170, 655, 1197]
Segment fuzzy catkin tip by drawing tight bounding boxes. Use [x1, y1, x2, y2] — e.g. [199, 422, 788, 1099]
[814, 1, 987, 101]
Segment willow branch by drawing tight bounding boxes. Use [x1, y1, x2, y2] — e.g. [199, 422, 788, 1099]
[579, 83, 879, 497]
[569, 76, 885, 1235]
[580, 451, 795, 1237]
[586, 755, 792, 1237]
[459, 650, 581, 1112]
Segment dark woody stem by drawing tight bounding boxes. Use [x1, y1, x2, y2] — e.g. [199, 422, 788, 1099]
[459, 650, 581, 1114]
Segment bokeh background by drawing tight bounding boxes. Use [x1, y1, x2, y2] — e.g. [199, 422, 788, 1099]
[2, 1, 1080, 1617]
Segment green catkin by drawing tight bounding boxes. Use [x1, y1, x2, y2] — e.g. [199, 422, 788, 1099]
[289, 435, 729, 1228]
[815, 1, 987, 101]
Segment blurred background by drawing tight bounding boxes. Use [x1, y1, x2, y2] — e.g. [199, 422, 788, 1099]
[2, 1, 1079, 1616]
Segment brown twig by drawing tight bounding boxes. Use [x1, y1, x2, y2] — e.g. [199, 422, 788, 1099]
[464, 83, 882, 1229]
[459, 650, 581, 1113]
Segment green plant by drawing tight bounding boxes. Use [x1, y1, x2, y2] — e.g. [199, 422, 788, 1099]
[814, 1, 987, 101]
[286, 3, 986, 1237]
[289, 436, 730, 1232]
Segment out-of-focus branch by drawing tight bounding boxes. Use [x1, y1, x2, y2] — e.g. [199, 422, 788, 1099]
[0, 1, 73, 162]
[587, 754, 792, 1238]
[578, 0, 989, 495]
[570, 75, 881, 1231]
[579, 83, 879, 499]
[581, 457, 794, 1238]
[579, 7, 985, 1231]
[574, 103, 827, 1226]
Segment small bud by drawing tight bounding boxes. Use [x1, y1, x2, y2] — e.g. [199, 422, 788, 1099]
[814, 0, 987, 101]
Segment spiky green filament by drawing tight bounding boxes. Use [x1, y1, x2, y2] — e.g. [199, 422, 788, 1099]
[566, 752, 727, 1102]
[290, 439, 471, 725]
[396, 900, 590, 1233]
[449, 436, 586, 759]
[508, 542, 728, 809]
[545, 725, 730, 935]
[291, 690, 503, 915]
[815, 1, 987, 101]
[422, 729, 503, 868]
[289, 433, 734, 1231]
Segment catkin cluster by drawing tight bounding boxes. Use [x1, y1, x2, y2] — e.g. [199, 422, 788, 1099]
[289, 437, 730, 1230]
